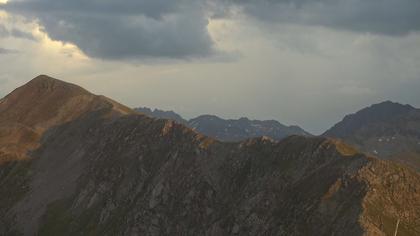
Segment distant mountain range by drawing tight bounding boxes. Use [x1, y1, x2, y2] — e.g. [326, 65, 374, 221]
[134, 107, 311, 142]
[137, 101, 420, 172]
[0, 76, 419, 235]
[324, 101, 420, 171]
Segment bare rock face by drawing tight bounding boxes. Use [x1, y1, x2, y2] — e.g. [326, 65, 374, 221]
[0, 76, 419, 235]
[324, 101, 420, 171]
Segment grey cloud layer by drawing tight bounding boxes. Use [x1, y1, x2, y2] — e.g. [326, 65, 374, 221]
[2, 0, 420, 59]
[2, 0, 214, 59]
[228, 0, 420, 35]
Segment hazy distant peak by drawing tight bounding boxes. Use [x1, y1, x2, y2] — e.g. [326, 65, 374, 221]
[324, 100, 418, 138]
[366, 100, 415, 113]
[324, 100, 420, 170]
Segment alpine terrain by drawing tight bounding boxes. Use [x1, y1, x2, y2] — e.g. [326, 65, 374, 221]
[324, 101, 420, 171]
[134, 108, 311, 142]
[0, 76, 419, 235]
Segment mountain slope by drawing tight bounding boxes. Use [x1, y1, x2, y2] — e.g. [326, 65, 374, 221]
[0, 75, 132, 164]
[324, 101, 420, 170]
[0, 77, 419, 235]
[135, 107, 311, 142]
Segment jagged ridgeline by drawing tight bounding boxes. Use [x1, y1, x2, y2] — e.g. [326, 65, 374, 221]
[0, 75, 419, 235]
[134, 108, 312, 142]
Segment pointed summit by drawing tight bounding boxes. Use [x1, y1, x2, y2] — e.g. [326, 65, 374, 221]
[1, 75, 99, 126]
[15, 74, 90, 96]
[0, 75, 133, 162]
[28, 74, 66, 86]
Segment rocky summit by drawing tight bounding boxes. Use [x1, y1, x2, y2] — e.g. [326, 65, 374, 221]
[0, 76, 419, 235]
[324, 101, 420, 171]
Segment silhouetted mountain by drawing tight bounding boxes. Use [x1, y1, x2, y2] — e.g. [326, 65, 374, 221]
[324, 101, 420, 170]
[188, 115, 311, 142]
[134, 108, 311, 141]
[0, 77, 419, 235]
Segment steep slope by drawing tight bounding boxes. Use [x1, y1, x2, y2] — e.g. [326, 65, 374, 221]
[134, 107, 311, 142]
[0, 77, 419, 235]
[324, 101, 420, 170]
[0, 75, 132, 163]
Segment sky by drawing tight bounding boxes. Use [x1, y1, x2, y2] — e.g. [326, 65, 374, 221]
[0, 0, 420, 134]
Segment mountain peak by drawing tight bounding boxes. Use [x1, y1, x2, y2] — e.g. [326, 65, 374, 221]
[31, 74, 60, 83]
[0, 75, 132, 162]
[28, 75, 63, 88]
[324, 100, 417, 138]
[22, 75, 89, 95]
[369, 100, 415, 111]
[324, 100, 420, 170]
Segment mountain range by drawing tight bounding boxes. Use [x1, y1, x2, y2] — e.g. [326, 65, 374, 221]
[134, 108, 311, 142]
[138, 101, 420, 172]
[0, 75, 419, 235]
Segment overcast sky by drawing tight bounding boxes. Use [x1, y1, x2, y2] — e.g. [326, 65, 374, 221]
[1, 0, 420, 134]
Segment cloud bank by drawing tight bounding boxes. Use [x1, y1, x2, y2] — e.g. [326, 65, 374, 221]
[2, 0, 215, 59]
[225, 0, 420, 35]
[2, 0, 420, 60]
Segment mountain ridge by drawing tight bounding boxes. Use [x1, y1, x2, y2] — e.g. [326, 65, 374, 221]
[135, 107, 311, 142]
[0, 76, 419, 235]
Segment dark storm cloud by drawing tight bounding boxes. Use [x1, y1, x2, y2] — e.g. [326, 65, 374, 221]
[2, 0, 420, 60]
[2, 0, 215, 59]
[226, 0, 420, 35]
[0, 24, 35, 40]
